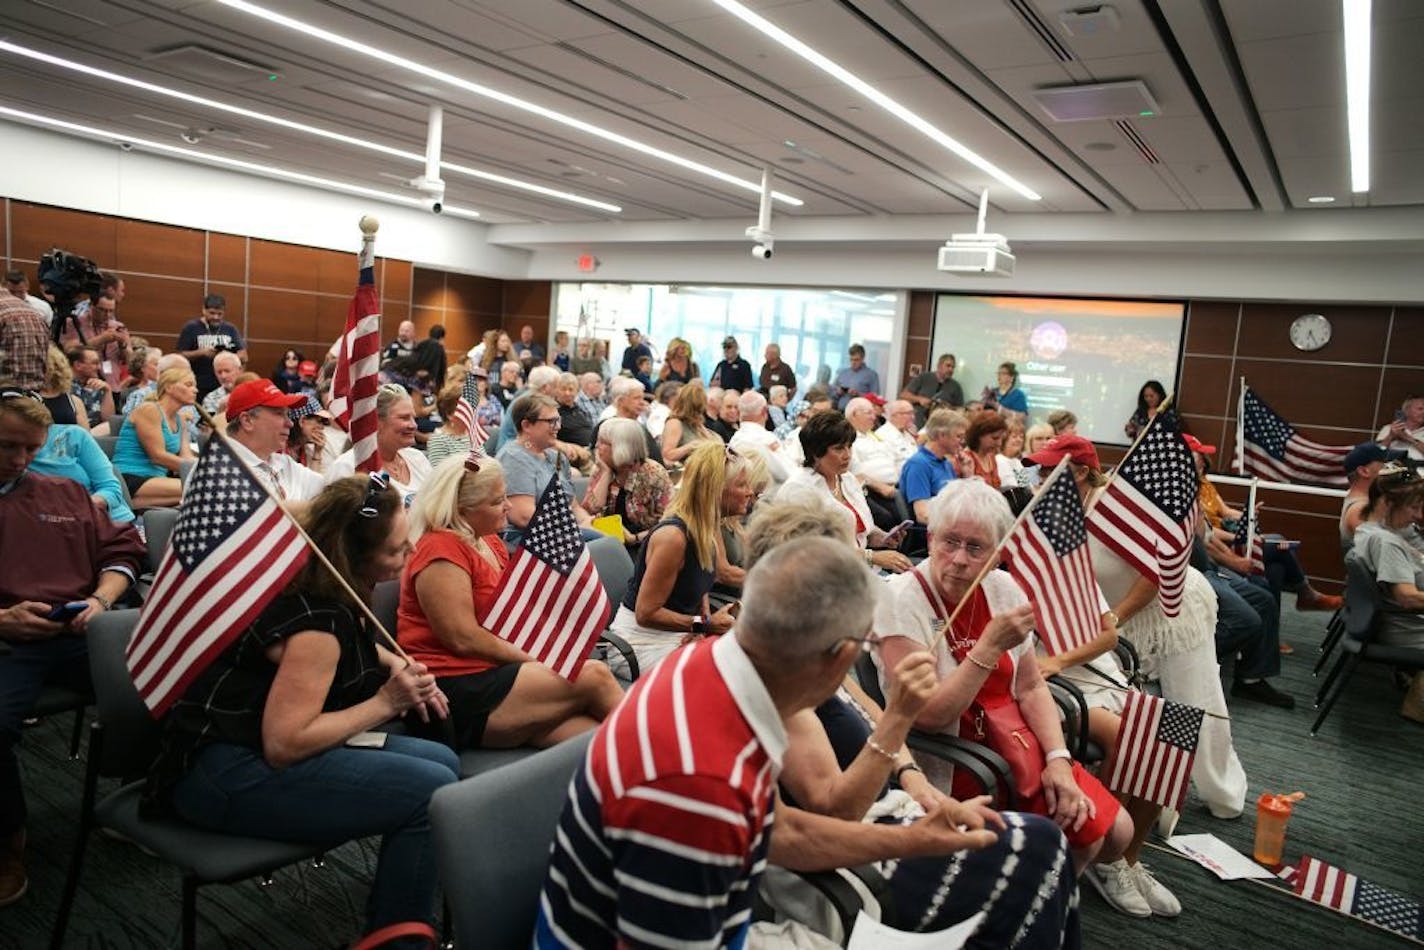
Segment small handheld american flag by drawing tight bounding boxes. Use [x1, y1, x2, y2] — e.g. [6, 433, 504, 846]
[1105, 690, 1204, 811]
[450, 370, 491, 455]
[478, 473, 610, 680]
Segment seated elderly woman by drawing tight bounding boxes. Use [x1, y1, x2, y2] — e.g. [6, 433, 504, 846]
[495, 393, 593, 544]
[399, 455, 623, 749]
[1349, 462, 1424, 721]
[328, 384, 432, 500]
[777, 411, 913, 573]
[111, 366, 198, 508]
[874, 479, 1135, 879]
[607, 442, 754, 674]
[144, 475, 459, 945]
[745, 501, 1082, 947]
[582, 416, 671, 548]
[1025, 435, 1247, 824]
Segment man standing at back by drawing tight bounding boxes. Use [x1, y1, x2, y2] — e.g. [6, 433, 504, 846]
[176, 294, 246, 398]
[900, 353, 964, 426]
[710, 336, 754, 392]
[832, 344, 879, 410]
[620, 328, 651, 376]
[758, 342, 796, 400]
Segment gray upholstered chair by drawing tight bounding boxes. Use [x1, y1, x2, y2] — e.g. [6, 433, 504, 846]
[50, 609, 334, 950]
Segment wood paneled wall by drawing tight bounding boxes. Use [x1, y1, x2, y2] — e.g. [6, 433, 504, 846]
[1178, 300, 1423, 588]
[2, 199, 557, 378]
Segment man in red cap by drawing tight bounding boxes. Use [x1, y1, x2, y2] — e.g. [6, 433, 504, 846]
[215, 379, 323, 508]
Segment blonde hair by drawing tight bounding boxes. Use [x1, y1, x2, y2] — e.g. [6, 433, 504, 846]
[152, 367, 195, 401]
[667, 442, 750, 570]
[409, 455, 506, 545]
[671, 383, 709, 427]
[744, 501, 854, 570]
[1025, 422, 1053, 450]
[44, 345, 72, 393]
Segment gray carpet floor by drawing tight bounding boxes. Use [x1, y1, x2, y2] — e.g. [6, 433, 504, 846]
[5, 595, 1420, 948]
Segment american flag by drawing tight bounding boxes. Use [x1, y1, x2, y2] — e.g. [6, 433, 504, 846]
[1238, 385, 1350, 487]
[1000, 460, 1102, 656]
[1290, 856, 1422, 940]
[330, 243, 382, 473]
[478, 473, 610, 679]
[125, 436, 309, 716]
[1231, 512, 1265, 575]
[450, 371, 490, 455]
[1086, 410, 1199, 616]
[1105, 690, 1204, 811]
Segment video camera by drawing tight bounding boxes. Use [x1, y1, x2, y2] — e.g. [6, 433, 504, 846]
[38, 247, 103, 345]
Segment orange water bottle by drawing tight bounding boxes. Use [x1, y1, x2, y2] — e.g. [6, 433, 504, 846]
[1253, 792, 1304, 868]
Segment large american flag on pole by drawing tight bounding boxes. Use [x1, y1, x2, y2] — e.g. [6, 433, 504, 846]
[330, 242, 381, 473]
[1238, 385, 1349, 487]
[1086, 410, 1199, 616]
[1105, 690, 1204, 811]
[450, 371, 491, 456]
[478, 472, 610, 680]
[125, 437, 309, 716]
[1000, 460, 1102, 656]
[1289, 856, 1423, 941]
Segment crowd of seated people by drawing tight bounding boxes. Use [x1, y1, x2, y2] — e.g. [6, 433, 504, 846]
[8, 270, 1423, 945]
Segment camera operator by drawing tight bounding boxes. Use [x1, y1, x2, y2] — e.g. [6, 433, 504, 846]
[62, 293, 128, 391]
[177, 294, 246, 398]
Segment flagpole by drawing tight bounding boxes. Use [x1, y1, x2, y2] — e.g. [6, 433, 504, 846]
[1245, 477, 1259, 555]
[941, 457, 1073, 629]
[192, 402, 412, 663]
[1083, 391, 1176, 515]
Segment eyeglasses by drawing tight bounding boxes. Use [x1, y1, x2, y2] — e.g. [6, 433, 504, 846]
[826, 632, 881, 656]
[534, 416, 562, 428]
[359, 471, 391, 518]
[935, 535, 990, 559]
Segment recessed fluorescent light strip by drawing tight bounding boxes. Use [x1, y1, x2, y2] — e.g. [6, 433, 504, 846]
[0, 105, 480, 219]
[705, 0, 1040, 202]
[0, 40, 619, 214]
[1342, 0, 1370, 193]
[212, 0, 803, 207]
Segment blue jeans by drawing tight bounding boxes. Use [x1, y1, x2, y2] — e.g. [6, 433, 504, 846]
[1207, 570, 1281, 680]
[0, 635, 91, 835]
[171, 735, 459, 939]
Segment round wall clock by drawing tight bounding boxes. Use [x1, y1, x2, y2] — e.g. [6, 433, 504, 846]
[1289, 313, 1332, 351]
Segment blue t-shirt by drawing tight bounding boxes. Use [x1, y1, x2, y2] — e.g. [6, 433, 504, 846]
[900, 445, 958, 506]
[833, 364, 881, 409]
[996, 386, 1028, 415]
[30, 424, 136, 523]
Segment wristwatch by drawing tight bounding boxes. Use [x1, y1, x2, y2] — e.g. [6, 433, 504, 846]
[690, 615, 707, 634]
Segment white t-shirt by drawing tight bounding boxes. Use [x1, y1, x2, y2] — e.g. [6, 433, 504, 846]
[326, 445, 431, 503]
[877, 421, 918, 467]
[1377, 422, 1424, 461]
[729, 423, 790, 488]
[851, 429, 902, 485]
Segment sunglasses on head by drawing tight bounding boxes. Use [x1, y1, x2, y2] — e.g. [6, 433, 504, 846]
[358, 471, 392, 518]
[0, 389, 43, 403]
[1378, 462, 1420, 486]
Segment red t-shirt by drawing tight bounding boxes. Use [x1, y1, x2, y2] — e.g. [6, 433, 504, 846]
[397, 529, 509, 677]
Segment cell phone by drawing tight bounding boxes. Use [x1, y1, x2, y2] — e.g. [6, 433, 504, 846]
[345, 731, 389, 749]
[884, 519, 916, 542]
[45, 601, 89, 622]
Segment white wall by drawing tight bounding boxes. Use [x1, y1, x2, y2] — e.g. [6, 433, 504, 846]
[0, 123, 530, 276]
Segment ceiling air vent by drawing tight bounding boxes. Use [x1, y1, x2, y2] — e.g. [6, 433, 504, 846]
[1032, 81, 1160, 122]
[144, 45, 279, 84]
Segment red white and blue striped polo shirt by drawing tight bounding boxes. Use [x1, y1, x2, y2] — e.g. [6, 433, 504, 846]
[536, 633, 787, 949]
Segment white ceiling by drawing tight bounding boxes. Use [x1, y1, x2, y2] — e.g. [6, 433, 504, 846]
[0, 0, 1419, 242]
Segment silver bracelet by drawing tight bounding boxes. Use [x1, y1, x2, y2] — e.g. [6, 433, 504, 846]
[865, 736, 900, 762]
[964, 650, 997, 672]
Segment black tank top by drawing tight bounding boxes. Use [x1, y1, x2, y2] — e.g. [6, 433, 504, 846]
[43, 393, 78, 426]
[622, 516, 715, 614]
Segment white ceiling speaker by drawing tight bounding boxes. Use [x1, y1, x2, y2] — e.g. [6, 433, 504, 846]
[1032, 80, 1160, 122]
[1058, 6, 1122, 37]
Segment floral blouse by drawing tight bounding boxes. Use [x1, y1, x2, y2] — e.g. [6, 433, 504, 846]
[585, 460, 673, 537]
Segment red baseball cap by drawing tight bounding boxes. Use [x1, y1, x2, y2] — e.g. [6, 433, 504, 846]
[865, 393, 887, 408]
[298, 360, 319, 376]
[227, 379, 305, 417]
[1182, 433, 1216, 455]
[1024, 434, 1101, 470]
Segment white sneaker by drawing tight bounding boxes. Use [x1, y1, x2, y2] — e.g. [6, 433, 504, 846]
[1129, 861, 1182, 917]
[1085, 859, 1152, 918]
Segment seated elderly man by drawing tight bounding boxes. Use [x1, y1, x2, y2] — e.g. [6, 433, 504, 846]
[879, 398, 919, 467]
[538, 536, 1007, 948]
[846, 396, 904, 530]
[728, 389, 789, 492]
[199, 350, 244, 417]
[0, 387, 144, 905]
[900, 408, 967, 523]
[574, 371, 606, 423]
[218, 379, 325, 507]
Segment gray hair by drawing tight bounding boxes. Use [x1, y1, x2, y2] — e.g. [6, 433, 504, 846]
[376, 384, 412, 420]
[156, 353, 190, 374]
[744, 501, 854, 571]
[738, 536, 875, 662]
[557, 372, 579, 390]
[738, 389, 767, 420]
[925, 478, 1013, 540]
[923, 407, 967, 441]
[769, 384, 787, 402]
[528, 365, 560, 392]
[213, 351, 242, 370]
[598, 416, 648, 468]
[608, 376, 644, 401]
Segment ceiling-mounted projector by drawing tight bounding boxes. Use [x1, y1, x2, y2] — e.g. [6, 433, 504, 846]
[938, 234, 1015, 277]
[937, 189, 1015, 277]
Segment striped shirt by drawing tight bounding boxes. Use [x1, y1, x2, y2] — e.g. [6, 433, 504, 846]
[536, 634, 787, 949]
